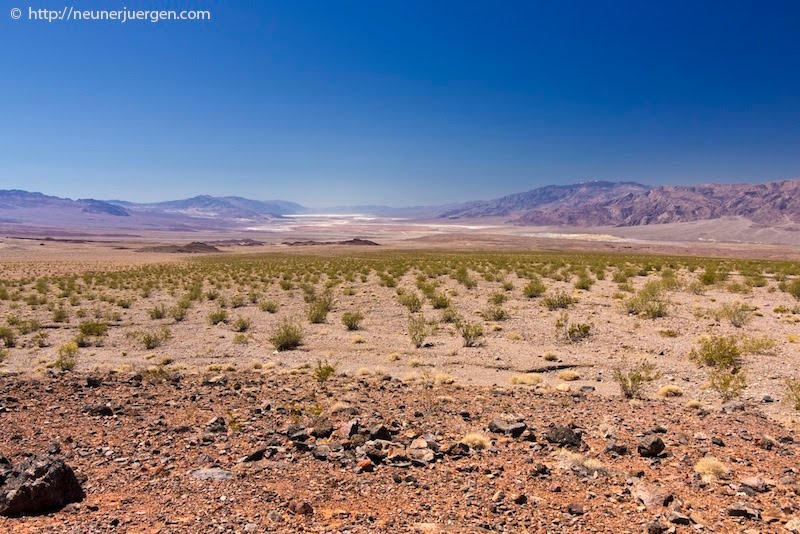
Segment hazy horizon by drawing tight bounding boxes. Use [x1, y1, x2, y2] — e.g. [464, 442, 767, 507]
[3, 2, 800, 206]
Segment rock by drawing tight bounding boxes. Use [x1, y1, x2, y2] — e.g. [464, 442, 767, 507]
[567, 503, 585, 515]
[205, 416, 227, 433]
[637, 436, 665, 458]
[82, 403, 113, 417]
[727, 502, 761, 519]
[0, 455, 85, 516]
[633, 482, 673, 509]
[356, 458, 374, 473]
[762, 394, 774, 403]
[740, 476, 769, 493]
[85, 376, 102, 388]
[190, 467, 234, 481]
[545, 424, 582, 448]
[721, 401, 745, 413]
[369, 424, 392, 441]
[445, 442, 470, 457]
[604, 441, 628, 456]
[668, 511, 692, 525]
[310, 419, 334, 439]
[312, 444, 332, 461]
[488, 419, 527, 438]
[335, 419, 360, 440]
[646, 520, 668, 533]
[785, 517, 800, 533]
[288, 499, 313, 515]
[511, 493, 527, 505]
[239, 448, 267, 463]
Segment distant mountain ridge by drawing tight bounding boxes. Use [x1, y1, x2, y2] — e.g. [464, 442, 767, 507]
[440, 179, 800, 227]
[2, 178, 800, 233]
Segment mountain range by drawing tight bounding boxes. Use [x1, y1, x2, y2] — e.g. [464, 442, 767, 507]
[1, 179, 799, 234]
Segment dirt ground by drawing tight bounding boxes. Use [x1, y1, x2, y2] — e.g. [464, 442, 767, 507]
[1, 233, 800, 532]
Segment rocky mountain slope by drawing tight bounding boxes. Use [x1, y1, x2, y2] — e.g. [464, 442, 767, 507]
[441, 179, 800, 227]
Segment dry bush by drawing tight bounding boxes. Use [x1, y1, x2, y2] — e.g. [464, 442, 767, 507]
[612, 360, 660, 398]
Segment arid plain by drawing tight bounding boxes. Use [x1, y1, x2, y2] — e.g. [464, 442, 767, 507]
[1, 229, 800, 532]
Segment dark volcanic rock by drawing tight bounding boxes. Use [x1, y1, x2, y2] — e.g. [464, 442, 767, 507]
[0, 455, 85, 517]
[638, 436, 666, 457]
[82, 403, 113, 417]
[545, 424, 582, 448]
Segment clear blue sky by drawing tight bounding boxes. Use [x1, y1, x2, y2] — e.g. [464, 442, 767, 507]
[2, 1, 800, 207]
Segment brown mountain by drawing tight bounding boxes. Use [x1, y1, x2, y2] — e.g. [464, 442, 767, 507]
[440, 179, 800, 227]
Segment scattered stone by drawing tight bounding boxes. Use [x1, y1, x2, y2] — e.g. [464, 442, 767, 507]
[0, 455, 85, 517]
[604, 441, 628, 456]
[637, 436, 665, 458]
[545, 424, 582, 448]
[567, 503, 585, 515]
[190, 467, 234, 481]
[727, 502, 761, 519]
[488, 419, 527, 438]
[82, 403, 113, 417]
[668, 511, 692, 525]
[740, 476, 769, 493]
[288, 499, 313, 515]
[205, 416, 227, 433]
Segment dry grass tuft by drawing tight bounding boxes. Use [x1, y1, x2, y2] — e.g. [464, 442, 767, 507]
[694, 456, 730, 479]
[460, 433, 490, 450]
[510, 373, 543, 386]
[657, 384, 684, 398]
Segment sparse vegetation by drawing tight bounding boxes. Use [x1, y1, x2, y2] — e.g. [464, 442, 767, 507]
[613, 360, 660, 398]
[342, 310, 365, 331]
[270, 319, 304, 351]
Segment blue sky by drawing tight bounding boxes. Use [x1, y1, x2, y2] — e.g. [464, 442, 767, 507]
[2, 1, 800, 207]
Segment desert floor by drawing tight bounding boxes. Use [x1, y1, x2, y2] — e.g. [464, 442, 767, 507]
[0, 233, 799, 532]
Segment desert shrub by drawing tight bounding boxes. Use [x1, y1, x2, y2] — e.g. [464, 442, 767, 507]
[408, 315, 428, 348]
[398, 292, 422, 312]
[624, 281, 668, 318]
[342, 310, 364, 330]
[208, 308, 229, 325]
[429, 292, 451, 309]
[694, 456, 730, 479]
[783, 278, 800, 299]
[574, 273, 594, 291]
[148, 304, 167, 320]
[483, 306, 508, 321]
[689, 335, 741, 368]
[522, 277, 546, 298]
[612, 360, 660, 398]
[260, 300, 279, 313]
[460, 322, 483, 347]
[270, 319, 304, 351]
[52, 307, 69, 323]
[230, 295, 245, 308]
[713, 302, 752, 327]
[555, 311, 591, 342]
[140, 326, 172, 349]
[739, 335, 776, 355]
[306, 299, 330, 324]
[543, 290, 574, 310]
[232, 316, 252, 332]
[78, 320, 107, 337]
[0, 326, 16, 348]
[170, 305, 187, 322]
[488, 292, 507, 306]
[52, 340, 78, 371]
[707, 367, 746, 401]
[313, 359, 336, 383]
[785, 378, 800, 412]
[440, 307, 462, 325]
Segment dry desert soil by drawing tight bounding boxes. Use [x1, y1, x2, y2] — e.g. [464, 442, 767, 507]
[0, 235, 799, 533]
